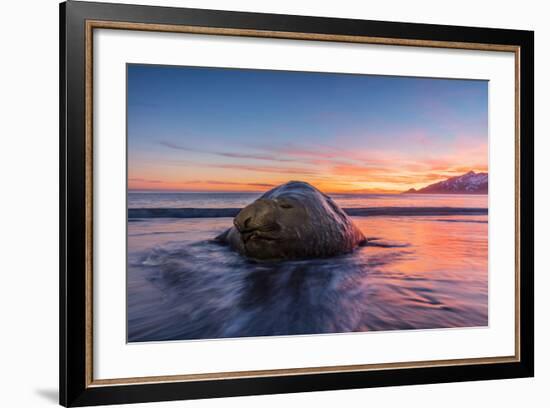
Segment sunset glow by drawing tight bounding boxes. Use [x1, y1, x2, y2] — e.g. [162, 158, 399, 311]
[128, 65, 488, 193]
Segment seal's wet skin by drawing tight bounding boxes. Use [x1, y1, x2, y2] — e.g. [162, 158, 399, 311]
[216, 181, 366, 260]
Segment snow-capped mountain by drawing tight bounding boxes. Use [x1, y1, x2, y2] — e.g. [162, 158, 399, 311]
[404, 171, 488, 194]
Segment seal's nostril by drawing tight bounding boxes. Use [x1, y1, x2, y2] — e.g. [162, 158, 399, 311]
[235, 215, 254, 232]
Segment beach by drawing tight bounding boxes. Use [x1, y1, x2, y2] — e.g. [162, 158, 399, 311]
[127, 192, 488, 342]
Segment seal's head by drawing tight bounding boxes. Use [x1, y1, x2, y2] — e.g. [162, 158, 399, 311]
[217, 181, 365, 260]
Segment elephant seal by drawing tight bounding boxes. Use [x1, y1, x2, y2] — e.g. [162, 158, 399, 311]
[216, 181, 366, 260]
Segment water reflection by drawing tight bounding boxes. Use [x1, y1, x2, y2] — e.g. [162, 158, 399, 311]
[127, 215, 487, 342]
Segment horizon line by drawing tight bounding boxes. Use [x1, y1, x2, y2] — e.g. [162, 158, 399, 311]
[127, 189, 404, 194]
[127, 169, 488, 195]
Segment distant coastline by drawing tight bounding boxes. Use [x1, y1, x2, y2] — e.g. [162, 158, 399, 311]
[402, 171, 488, 194]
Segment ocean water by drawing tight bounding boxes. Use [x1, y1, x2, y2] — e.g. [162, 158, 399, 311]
[127, 193, 488, 342]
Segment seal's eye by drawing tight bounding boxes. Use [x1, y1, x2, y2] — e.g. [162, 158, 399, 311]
[279, 202, 293, 209]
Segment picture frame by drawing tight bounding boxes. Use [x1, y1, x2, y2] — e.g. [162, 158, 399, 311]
[60, 1, 534, 406]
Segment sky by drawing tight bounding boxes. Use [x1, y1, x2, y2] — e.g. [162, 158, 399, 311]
[127, 64, 488, 193]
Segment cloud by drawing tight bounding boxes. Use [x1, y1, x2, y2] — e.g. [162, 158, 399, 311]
[156, 138, 488, 192]
[184, 180, 275, 188]
[253, 142, 419, 168]
[159, 141, 298, 162]
[161, 139, 421, 170]
[128, 178, 163, 184]
[202, 163, 319, 176]
[159, 141, 195, 151]
[330, 165, 451, 183]
[216, 152, 296, 162]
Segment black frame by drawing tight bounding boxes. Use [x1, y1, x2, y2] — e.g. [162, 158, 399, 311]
[60, 1, 534, 406]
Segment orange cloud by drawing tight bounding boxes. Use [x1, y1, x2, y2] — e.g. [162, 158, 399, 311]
[130, 137, 488, 193]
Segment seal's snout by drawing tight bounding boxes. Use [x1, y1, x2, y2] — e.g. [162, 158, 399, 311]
[234, 215, 257, 244]
[233, 209, 253, 233]
[234, 199, 279, 235]
[242, 216, 252, 230]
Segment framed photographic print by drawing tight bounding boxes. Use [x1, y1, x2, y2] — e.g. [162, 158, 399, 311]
[59, 1, 534, 406]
